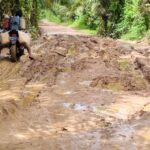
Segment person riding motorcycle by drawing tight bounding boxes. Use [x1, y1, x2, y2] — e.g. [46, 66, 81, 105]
[0, 10, 34, 60]
[11, 10, 34, 60]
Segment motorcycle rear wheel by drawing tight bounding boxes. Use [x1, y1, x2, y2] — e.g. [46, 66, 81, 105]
[10, 45, 18, 62]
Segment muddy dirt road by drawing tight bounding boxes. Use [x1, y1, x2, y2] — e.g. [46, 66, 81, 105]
[0, 20, 150, 150]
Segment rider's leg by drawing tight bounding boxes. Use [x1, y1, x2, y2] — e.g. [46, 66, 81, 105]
[24, 43, 34, 59]
[19, 45, 25, 55]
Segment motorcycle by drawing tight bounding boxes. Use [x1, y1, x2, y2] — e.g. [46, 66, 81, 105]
[0, 29, 24, 62]
[9, 30, 24, 62]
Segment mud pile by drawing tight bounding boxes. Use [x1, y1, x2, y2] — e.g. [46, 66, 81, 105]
[135, 57, 150, 82]
[1, 34, 149, 124]
[20, 35, 149, 91]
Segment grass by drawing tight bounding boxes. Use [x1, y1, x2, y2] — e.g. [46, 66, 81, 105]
[40, 10, 61, 23]
[70, 24, 97, 35]
[118, 59, 131, 71]
[120, 24, 148, 40]
[69, 17, 97, 35]
[106, 83, 124, 92]
[67, 47, 76, 56]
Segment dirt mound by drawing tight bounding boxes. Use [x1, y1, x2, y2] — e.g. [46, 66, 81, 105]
[0, 35, 148, 123]
[135, 57, 150, 82]
[20, 35, 148, 91]
[90, 73, 148, 91]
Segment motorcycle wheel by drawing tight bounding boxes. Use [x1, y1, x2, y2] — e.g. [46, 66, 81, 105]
[17, 48, 24, 61]
[10, 45, 18, 62]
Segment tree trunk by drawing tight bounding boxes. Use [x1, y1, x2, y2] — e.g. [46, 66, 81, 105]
[102, 14, 108, 36]
[98, 15, 108, 36]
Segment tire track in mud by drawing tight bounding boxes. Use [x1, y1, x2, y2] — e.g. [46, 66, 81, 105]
[0, 56, 58, 121]
[0, 58, 23, 119]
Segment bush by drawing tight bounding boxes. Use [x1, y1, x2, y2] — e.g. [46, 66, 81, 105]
[116, 0, 149, 40]
[51, 3, 70, 22]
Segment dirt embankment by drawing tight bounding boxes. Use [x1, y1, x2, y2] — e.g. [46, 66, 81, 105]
[22, 35, 150, 90]
[0, 21, 150, 150]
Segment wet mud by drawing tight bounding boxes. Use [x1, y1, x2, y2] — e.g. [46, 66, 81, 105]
[0, 20, 150, 150]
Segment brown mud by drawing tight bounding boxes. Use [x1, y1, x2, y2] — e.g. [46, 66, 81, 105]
[0, 20, 150, 150]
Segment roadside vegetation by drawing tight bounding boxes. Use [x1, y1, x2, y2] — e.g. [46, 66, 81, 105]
[41, 0, 150, 40]
[0, 0, 149, 40]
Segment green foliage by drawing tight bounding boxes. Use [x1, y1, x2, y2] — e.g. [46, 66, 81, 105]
[42, 0, 149, 40]
[0, 0, 149, 40]
[51, 3, 69, 22]
[29, 26, 39, 39]
[40, 9, 61, 23]
[118, 59, 131, 71]
[145, 30, 150, 39]
[116, 0, 149, 40]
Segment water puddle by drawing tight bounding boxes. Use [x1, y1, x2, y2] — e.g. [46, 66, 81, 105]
[52, 87, 77, 95]
[63, 103, 88, 111]
[62, 101, 150, 121]
[62, 102, 107, 113]
[79, 80, 92, 86]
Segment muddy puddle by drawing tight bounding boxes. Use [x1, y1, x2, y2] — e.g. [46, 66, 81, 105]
[62, 102, 114, 115]
[61, 102, 150, 149]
